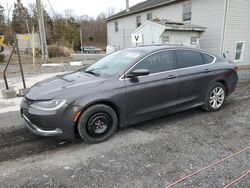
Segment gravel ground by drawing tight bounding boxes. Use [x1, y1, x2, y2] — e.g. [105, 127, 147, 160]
[0, 78, 249, 187]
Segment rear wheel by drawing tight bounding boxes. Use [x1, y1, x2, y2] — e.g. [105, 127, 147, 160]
[77, 104, 118, 144]
[202, 82, 226, 112]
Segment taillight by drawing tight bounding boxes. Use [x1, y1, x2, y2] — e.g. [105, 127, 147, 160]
[228, 60, 238, 72]
[234, 66, 238, 72]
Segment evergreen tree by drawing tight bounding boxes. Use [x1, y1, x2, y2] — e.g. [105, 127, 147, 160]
[0, 4, 5, 33]
[54, 17, 80, 49]
[12, 0, 31, 34]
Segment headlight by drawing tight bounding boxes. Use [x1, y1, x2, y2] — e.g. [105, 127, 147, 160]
[30, 99, 67, 111]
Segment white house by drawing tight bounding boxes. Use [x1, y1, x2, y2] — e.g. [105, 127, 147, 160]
[106, 0, 250, 63]
[131, 20, 206, 48]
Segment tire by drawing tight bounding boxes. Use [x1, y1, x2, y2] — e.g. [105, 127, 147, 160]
[202, 82, 226, 112]
[77, 104, 118, 144]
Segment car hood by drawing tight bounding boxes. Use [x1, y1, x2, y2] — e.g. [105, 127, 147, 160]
[25, 71, 105, 100]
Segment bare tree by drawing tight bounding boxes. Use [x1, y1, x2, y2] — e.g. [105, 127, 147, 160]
[64, 9, 73, 26]
[106, 7, 115, 18]
[27, 3, 36, 17]
[4, 0, 13, 28]
[78, 15, 91, 22]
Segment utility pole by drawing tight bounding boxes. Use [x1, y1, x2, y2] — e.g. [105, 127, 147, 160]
[32, 26, 36, 67]
[80, 28, 84, 55]
[36, 0, 49, 60]
[123, 28, 125, 49]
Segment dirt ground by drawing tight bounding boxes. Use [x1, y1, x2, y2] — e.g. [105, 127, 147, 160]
[0, 77, 249, 187]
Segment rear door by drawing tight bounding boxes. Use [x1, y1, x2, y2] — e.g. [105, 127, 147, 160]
[175, 49, 215, 104]
[124, 50, 180, 123]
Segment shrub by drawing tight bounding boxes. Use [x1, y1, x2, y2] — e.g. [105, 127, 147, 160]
[48, 45, 74, 57]
[88, 35, 94, 42]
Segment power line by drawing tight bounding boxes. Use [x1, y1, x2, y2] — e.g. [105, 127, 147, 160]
[46, 0, 58, 20]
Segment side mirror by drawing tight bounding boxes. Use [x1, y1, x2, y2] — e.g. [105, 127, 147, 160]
[126, 69, 150, 78]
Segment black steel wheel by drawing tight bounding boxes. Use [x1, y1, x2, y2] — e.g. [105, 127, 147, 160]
[77, 104, 118, 144]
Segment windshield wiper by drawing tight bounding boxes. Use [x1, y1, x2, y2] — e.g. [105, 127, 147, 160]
[85, 70, 100, 77]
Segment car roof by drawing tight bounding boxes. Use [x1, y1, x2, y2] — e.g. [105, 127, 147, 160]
[125, 45, 177, 53]
[124, 45, 213, 55]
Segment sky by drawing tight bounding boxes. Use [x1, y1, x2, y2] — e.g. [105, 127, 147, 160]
[3, 0, 146, 18]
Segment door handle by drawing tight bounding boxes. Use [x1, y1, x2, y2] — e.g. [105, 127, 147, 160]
[203, 69, 212, 73]
[166, 75, 177, 79]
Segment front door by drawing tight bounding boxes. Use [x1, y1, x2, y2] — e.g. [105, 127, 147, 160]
[124, 50, 180, 124]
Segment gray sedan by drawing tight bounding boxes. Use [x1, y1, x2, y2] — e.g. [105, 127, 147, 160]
[20, 46, 238, 144]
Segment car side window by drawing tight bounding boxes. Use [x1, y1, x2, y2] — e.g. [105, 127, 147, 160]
[202, 53, 215, 64]
[176, 50, 205, 69]
[132, 51, 175, 74]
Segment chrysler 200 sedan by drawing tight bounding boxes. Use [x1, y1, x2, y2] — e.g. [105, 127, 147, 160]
[21, 46, 238, 144]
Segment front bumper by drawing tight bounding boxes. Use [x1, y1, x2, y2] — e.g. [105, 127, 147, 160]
[20, 99, 76, 140]
[22, 114, 63, 136]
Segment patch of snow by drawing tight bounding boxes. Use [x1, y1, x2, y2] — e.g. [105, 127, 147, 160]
[42, 64, 65, 67]
[0, 72, 66, 114]
[63, 166, 71, 170]
[70, 61, 84, 66]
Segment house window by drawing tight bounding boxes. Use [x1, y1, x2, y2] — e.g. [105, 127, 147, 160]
[191, 37, 198, 45]
[235, 41, 244, 62]
[147, 13, 153, 20]
[114, 21, 118, 32]
[162, 36, 170, 44]
[183, 2, 192, 22]
[136, 16, 141, 27]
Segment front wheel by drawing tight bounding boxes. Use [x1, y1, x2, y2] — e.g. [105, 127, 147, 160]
[77, 104, 118, 144]
[202, 82, 226, 112]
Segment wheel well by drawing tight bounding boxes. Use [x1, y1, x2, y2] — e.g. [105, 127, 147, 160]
[216, 80, 229, 95]
[94, 101, 120, 121]
[74, 101, 120, 135]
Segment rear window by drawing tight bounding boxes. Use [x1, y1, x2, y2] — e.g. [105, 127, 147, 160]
[176, 50, 205, 69]
[202, 53, 215, 64]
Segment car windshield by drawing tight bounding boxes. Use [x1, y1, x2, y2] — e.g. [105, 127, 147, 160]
[84, 50, 144, 77]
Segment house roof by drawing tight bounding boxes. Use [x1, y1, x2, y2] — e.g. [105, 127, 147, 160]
[106, 0, 185, 21]
[132, 20, 206, 34]
[154, 20, 206, 32]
